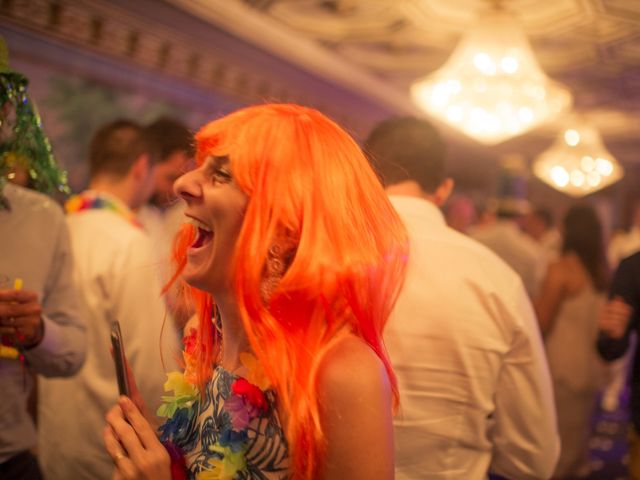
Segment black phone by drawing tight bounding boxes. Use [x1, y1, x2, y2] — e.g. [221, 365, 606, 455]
[110, 320, 130, 397]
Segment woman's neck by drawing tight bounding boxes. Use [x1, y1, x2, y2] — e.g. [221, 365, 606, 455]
[215, 295, 252, 372]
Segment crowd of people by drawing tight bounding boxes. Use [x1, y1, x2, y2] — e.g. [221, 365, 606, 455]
[2, 36, 640, 480]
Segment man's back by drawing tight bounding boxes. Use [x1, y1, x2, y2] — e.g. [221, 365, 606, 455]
[38, 200, 180, 480]
[387, 196, 558, 480]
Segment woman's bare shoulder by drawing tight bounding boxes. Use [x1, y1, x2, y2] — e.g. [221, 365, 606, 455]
[315, 334, 395, 479]
[316, 334, 390, 404]
[546, 257, 572, 283]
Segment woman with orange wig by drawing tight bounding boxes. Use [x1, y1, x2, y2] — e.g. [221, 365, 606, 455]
[102, 104, 408, 479]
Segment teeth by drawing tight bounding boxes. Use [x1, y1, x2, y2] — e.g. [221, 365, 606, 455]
[187, 217, 212, 232]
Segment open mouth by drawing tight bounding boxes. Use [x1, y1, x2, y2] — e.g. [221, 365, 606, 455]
[189, 218, 213, 249]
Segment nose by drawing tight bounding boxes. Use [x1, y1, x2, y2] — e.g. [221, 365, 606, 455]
[174, 168, 201, 203]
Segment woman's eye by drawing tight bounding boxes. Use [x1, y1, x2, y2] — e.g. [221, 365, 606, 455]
[211, 168, 232, 183]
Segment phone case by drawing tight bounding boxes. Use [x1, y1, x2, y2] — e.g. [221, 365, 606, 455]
[110, 321, 130, 396]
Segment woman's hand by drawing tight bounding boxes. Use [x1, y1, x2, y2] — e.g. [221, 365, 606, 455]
[126, 359, 160, 430]
[113, 350, 159, 430]
[104, 396, 171, 480]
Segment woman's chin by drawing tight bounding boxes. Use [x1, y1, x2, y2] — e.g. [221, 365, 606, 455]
[181, 267, 208, 293]
[182, 269, 226, 296]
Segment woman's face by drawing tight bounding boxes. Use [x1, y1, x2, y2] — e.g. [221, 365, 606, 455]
[174, 155, 248, 295]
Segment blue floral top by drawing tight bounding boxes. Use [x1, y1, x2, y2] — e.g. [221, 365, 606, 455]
[157, 330, 289, 480]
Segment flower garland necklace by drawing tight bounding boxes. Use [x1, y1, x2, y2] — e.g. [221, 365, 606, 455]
[64, 190, 143, 228]
[158, 326, 275, 480]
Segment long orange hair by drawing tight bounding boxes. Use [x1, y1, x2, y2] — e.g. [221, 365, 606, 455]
[171, 104, 408, 478]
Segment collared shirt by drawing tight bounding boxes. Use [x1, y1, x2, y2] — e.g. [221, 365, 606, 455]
[0, 183, 86, 462]
[386, 196, 559, 480]
[471, 220, 546, 298]
[38, 191, 180, 480]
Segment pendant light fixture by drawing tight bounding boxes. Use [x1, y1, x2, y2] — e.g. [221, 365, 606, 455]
[411, 7, 572, 145]
[532, 119, 624, 197]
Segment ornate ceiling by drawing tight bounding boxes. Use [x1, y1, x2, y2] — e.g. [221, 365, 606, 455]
[234, 0, 640, 141]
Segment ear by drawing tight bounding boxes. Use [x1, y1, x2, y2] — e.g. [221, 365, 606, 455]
[131, 154, 151, 181]
[433, 178, 454, 207]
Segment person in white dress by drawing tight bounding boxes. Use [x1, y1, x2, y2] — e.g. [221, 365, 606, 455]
[535, 204, 609, 478]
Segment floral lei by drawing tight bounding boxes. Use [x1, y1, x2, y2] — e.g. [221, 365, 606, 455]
[157, 328, 273, 480]
[65, 190, 143, 229]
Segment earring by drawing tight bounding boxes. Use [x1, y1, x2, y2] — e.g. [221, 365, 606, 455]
[260, 234, 297, 302]
[266, 244, 286, 277]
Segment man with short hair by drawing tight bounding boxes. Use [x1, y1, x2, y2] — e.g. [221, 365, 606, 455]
[38, 120, 180, 480]
[138, 117, 194, 329]
[143, 117, 194, 212]
[364, 117, 559, 480]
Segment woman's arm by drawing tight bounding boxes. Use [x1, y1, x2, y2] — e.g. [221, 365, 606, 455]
[534, 261, 567, 336]
[317, 336, 395, 480]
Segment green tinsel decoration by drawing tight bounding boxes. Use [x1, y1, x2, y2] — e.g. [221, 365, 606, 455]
[0, 37, 69, 208]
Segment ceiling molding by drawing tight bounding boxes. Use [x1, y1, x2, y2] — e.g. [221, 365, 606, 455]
[164, 0, 422, 116]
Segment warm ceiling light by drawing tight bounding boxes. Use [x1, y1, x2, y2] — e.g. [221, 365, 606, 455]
[411, 9, 572, 145]
[533, 120, 624, 197]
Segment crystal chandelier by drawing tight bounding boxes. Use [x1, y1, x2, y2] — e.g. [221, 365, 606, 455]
[411, 9, 572, 145]
[532, 120, 624, 197]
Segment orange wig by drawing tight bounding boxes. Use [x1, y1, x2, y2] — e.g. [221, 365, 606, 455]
[171, 104, 408, 478]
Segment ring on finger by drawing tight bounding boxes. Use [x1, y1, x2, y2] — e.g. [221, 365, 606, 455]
[114, 450, 126, 461]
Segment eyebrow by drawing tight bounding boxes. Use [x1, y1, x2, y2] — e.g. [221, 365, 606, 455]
[212, 155, 230, 167]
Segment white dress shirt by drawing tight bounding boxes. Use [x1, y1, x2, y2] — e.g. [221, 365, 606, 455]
[38, 193, 180, 480]
[471, 220, 547, 298]
[386, 196, 559, 480]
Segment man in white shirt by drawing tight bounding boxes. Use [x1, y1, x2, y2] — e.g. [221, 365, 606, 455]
[38, 120, 180, 480]
[137, 117, 194, 330]
[472, 215, 545, 298]
[364, 117, 559, 480]
[469, 165, 546, 299]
